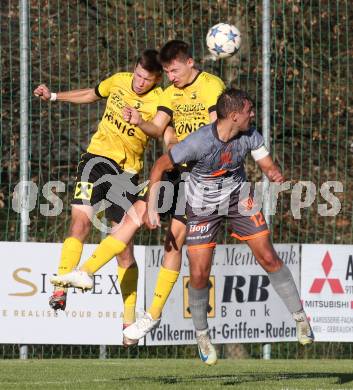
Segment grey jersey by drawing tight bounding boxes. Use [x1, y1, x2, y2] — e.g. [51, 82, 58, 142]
[169, 122, 265, 206]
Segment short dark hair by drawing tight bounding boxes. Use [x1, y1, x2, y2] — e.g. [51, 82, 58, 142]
[216, 88, 253, 119]
[136, 49, 163, 75]
[159, 40, 193, 64]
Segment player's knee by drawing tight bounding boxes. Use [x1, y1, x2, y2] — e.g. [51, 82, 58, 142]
[190, 269, 209, 289]
[128, 200, 146, 227]
[258, 251, 282, 272]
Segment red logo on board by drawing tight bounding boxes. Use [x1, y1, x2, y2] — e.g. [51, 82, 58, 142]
[309, 251, 344, 294]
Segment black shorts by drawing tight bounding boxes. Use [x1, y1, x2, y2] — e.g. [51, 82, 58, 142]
[71, 153, 139, 224]
[186, 191, 269, 249]
[137, 168, 187, 225]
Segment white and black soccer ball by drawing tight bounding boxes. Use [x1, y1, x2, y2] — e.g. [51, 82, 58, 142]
[206, 23, 241, 59]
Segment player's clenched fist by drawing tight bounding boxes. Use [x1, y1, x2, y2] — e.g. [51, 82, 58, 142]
[33, 84, 51, 101]
[123, 106, 142, 126]
[267, 167, 284, 183]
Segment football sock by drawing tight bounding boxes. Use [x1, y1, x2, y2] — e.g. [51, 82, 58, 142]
[58, 237, 83, 275]
[188, 285, 209, 331]
[292, 310, 309, 323]
[148, 266, 179, 320]
[118, 264, 138, 324]
[267, 264, 303, 314]
[81, 236, 126, 274]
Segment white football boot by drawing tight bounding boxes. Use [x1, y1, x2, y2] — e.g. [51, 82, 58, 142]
[196, 329, 217, 366]
[122, 323, 139, 347]
[123, 311, 160, 341]
[50, 270, 93, 290]
[293, 310, 315, 345]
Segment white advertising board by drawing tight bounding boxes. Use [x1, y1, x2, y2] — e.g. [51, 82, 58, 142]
[145, 244, 300, 345]
[0, 242, 145, 345]
[301, 244, 353, 342]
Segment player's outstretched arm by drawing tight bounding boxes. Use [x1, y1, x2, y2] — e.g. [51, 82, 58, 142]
[33, 84, 100, 104]
[256, 155, 285, 183]
[123, 107, 170, 138]
[163, 126, 178, 150]
[143, 153, 174, 229]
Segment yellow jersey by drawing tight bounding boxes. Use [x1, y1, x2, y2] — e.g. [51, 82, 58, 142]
[87, 72, 162, 174]
[158, 71, 225, 141]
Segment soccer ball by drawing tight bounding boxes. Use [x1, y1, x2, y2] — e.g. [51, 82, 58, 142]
[206, 23, 241, 59]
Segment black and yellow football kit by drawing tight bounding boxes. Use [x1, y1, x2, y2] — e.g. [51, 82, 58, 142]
[72, 72, 162, 223]
[143, 71, 225, 321]
[149, 71, 225, 223]
[158, 71, 225, 142]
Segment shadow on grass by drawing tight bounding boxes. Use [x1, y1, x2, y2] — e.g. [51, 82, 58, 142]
[115, 372, 353, 386]
[219, 372, 353, 386]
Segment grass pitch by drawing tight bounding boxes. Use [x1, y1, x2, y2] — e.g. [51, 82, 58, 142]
[0, 359, 352, 389]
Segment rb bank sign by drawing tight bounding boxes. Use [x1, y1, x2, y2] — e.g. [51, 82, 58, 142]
[145, 244, 300, 345]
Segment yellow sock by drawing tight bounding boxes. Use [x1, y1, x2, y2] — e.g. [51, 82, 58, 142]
[118, 265, 138, 324]
[81, 236, 126, 274]
[148, 266, 179, 320]
[58, 237, 83, 275]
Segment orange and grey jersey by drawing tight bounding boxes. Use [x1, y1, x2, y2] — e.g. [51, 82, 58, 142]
[87, 72, 162, 174]
[169, 122, 267, 206]
[158, 71, 225, 141]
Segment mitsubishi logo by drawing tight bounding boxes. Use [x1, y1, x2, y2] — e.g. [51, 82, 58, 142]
[309, 251, 344, 294]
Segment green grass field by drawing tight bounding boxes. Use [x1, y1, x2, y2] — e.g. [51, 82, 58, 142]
[0, 359, 352, 389]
